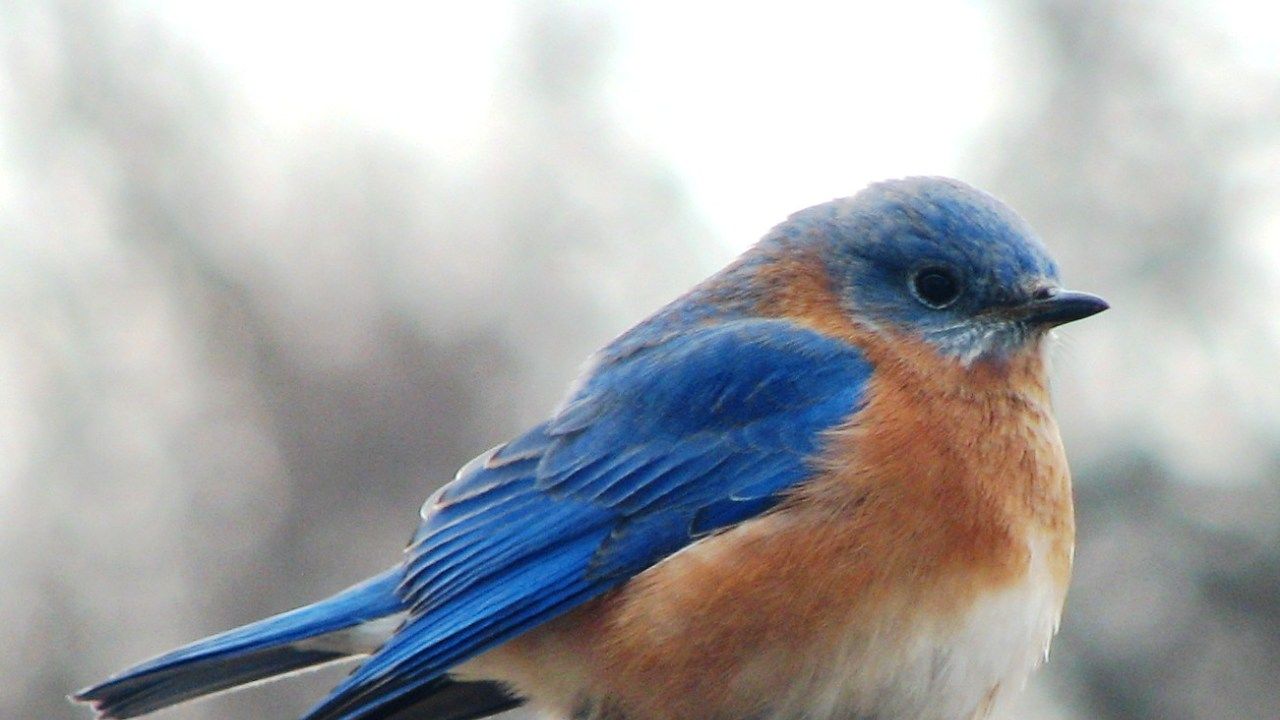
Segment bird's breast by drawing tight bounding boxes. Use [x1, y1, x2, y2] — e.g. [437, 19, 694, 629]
[753, 337, 1074, 720]
[748, 528, 1066, 720]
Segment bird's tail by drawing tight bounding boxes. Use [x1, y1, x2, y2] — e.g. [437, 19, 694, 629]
[73, 568, 407, 719]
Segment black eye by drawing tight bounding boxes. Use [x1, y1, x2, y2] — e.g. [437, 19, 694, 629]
[910, 267, 962, 309]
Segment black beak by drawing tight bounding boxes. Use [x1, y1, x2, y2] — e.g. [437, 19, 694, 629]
[1020, 289, 1109, 327]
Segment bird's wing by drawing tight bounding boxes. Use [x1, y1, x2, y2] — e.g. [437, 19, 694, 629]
[303, 318, 873, 720]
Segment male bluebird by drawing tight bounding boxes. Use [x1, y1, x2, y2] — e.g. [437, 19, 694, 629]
[75, 177, 1107, 720]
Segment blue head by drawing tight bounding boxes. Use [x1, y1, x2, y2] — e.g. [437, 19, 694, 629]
[774, 177, 1107, 363]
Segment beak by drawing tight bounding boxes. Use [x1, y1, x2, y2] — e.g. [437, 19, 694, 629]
[1018, 289, 1109, 327]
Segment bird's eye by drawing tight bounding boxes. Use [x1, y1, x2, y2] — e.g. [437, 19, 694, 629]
[909, 266, 962, 309]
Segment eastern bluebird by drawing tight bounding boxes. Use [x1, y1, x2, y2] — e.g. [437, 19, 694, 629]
[75, 177, 1107, 720]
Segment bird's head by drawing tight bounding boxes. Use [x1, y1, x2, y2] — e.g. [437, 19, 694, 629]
[784, 177, 1108, 364]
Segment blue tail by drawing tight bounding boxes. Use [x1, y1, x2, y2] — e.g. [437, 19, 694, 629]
[74, 568, 406, 719]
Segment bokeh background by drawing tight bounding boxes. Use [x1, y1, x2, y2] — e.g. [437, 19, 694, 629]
[4, 1, 1279, 718]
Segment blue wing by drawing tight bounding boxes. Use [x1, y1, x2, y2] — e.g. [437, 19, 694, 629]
[302, 318, 873, 720]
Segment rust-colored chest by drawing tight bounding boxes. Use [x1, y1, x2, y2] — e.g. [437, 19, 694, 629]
[799, 332, 1075, 599]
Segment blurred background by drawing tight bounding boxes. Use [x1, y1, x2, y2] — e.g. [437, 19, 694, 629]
[4, 0, 1279, 718]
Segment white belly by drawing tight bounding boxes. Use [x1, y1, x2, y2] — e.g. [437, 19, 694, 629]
[761, 534, 1066, 720]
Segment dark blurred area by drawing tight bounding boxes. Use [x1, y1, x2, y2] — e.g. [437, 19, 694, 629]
[3, 1, 1277, 719]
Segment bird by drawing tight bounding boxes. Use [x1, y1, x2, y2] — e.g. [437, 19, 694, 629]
[74, 177, 1107, 720]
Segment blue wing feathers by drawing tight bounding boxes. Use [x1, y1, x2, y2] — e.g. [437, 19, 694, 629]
[303, 319, 873, 720]
[540, 446, 656, 500]
[307, 531, 616, 720]
[426, 451, 543, 517]
[75, 568, 405, 719]
[486, 425, 555, 465]
[605, 445, 733, 513]
[690, 496, 775, 537]
[408, 511, 613, 612]
[587, 509, 698, 580]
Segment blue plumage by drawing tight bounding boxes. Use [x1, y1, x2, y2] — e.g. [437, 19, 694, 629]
[790, 178, 1064, 360]
[76, 569, 406, 719]
[299, 319, 871, 720]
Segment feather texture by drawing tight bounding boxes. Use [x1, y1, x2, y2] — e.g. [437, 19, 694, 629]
[301, 319, 872, 720]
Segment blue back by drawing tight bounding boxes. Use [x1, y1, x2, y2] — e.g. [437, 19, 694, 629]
[302, 318, 872, 720]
